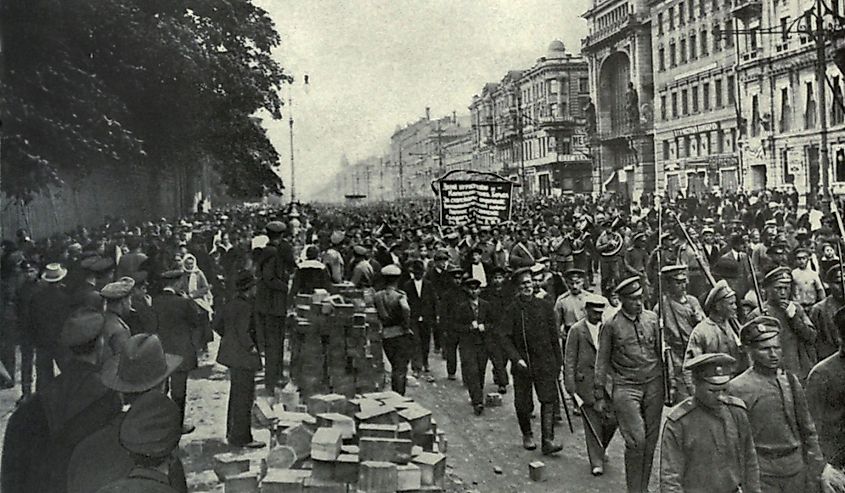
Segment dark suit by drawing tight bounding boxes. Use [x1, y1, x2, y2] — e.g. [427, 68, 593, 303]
[28, 282, 73, 391]
[439, 286, 467, 377]
[713, 250, 752, 300]
[214, 293, 261, 446]
[153, 289, 200, 423]
[254, 241, 295, 392]
[480, 285, 510, 387]
[448, 296, 495, 406]
[402, 277, 437, 371]
[564, 319, 618, 468]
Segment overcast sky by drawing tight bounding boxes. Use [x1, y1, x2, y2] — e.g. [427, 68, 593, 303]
[257, 0, 590, 200]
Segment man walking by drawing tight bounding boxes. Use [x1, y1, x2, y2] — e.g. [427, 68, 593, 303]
[656, 265, 704, 401]
[402, 260, 436, 375]
[373, 265, 414, 395]
[451, 277, 494, 415]
[806, 306, 845, 472]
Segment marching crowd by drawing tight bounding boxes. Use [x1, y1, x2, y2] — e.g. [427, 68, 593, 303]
[0, 188, 844, 492]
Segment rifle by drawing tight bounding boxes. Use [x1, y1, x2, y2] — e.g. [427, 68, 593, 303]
[656, 197, 677, 407]
[747, 254, 766, 315]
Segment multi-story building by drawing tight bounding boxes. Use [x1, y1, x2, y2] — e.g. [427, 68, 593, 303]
[651, 0, 741, 197]
[582, 0, 656, 200]
[733, 0, 845, 202]
[469, 41, 592, 195]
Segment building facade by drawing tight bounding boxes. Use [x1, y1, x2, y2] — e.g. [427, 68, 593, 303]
[733, 0, 845, 203]
[582, 0, 656, 201]
[469, 42, 592, 196]
[651, 0, 741, 197]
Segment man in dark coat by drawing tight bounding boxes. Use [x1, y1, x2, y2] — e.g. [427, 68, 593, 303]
[450, 277, 495, 415]
[806, 307, 845, 470]
[154, 269, 201, 433]
[402, 260, 437, 375]
[499, 268, 563, 455]
[439, 266, 468, 380]
[2, 310, 122, 493]
[480, 266, 511, 394]
[213, 270, 264, 448]
[288, 245, 331, 299]
[28, 262, 73, 391]
[66, 334, 185, 493]
[713, 233, 752, 300]
[254, 221, 295, 394]
[425, 249, 451, 352]
[809, 266, 845, 360]
[94, 391, 182, 493]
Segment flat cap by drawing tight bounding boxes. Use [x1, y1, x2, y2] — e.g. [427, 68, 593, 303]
[100, 277, 135, 300]
[740, 316, 781, 345]
[529, 263, 546, 274]
[462, 277, 482, 288]
[632, 232, 646, 243]
[353, 245, 369, 256]
[447, 265, 464, 275]
[704, 280, 736, 312]
[793, 247, 811, 256]
[585, 295, 607, 310]
[661, 264, 688, 280]
[763, 266, 792, 287]
[80, 256, 100, 271]
[161, 269, 184, 280]
[683, 353, 736, 385]
[60, 311, 104, 347]
[130, 270, 148, 285]
[563, 268, 586, 279]
[119, 391, 182, 458]
[615, 276, 643, 297]
[265, 221, 286, 233]
[381, 264, 402, 277]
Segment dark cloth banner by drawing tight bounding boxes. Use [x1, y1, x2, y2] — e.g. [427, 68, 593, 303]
[438, 180, 513, 226]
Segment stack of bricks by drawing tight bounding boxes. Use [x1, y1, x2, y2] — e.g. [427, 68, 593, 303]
[289, 287, 386, 399]
[228, 391, 447, 492]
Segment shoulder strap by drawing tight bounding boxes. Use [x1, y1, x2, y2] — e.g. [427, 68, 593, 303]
[721, 395, 747, 410]
[666, 397, 696, 421]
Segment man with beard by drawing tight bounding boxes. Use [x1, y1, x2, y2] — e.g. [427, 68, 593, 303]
[595, 276, 663, 493]
[729, 316, 824, 492]
[810, 266, 845, 360]
[499, 268, 562, 455]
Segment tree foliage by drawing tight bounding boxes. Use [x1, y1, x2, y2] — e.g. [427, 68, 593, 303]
[2, 0, 289, 201]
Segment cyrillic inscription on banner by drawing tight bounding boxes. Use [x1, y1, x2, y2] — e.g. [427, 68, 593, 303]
[438, 180, 513, 226]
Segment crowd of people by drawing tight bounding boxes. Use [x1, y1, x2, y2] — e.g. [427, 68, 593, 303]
[0, 188, 844, 492]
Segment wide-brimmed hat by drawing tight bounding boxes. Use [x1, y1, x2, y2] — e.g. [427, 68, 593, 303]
[41, 263, 68, 283]
[101, 334, 182, 393]
[119, 391, 182, 458]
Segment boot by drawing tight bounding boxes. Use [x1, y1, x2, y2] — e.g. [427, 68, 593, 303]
[541, 404, 563, 455]
[522, 433, 537, 450]
[518, 413, 536, 450]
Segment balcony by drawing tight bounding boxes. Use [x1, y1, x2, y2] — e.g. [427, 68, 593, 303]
[538, 115, 584, 132]
[582, 14, 643, 51]
[739, 47, 764, 65]
[732, 0, 762, 20]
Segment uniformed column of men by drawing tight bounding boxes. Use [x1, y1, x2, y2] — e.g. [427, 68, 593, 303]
[2, 195, 845, 492]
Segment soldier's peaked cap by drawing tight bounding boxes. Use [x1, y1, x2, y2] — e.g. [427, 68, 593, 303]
[660, 264, 687, 280]
[683, 353, 736, 384]
[763, 266, 792, 287]
[615, 276, 643, 297]
[740, 316, 780, 345]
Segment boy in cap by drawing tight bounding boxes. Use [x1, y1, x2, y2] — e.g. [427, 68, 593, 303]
[809, 266, 845, 359]
[2, 310, 122, 493]
[660, 353, 760, 493]
[749, 266, 817, 381]
[213, 271, 264, 449]
[564, 294, 617, 476]
[373, 264, 414, 395]
[450, 276, 494, 415]
[95, 391, 183, 493]
[594, 276, 662, 493]
[729, 316, 824, 492]
[480, 265, 511, 394]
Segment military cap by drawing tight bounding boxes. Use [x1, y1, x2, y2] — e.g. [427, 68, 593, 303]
[433, 249, 450, 261]
[826, 265, 844, 285]
[795, 227, 809, 238]
[660, 231, 675, 242]
[447, 265, 464, 276]
[491, 265, 509, 277]
[610, 217, 624, 230]
[764, 219, 778, 227]
[161, 269, 184, 280]
[794, 247, 811, 256]
[60, 311, 105, 347]
[381, 264, 402, 277]
[100, 277, 135, 300]
[703, 218, 716, 226]
[512, 266, 533, 282]
[661, 264, 688, 280]
[701, 227, 715, 235]
[265, 221, 286, 233]
[768, 243, 788, 255]
[563, 268, 586, 279]
[704, 280, 736, 312]
[119, 390, 182, 458]
[529, 263, 546, 274]
[462, 277, 482, 288]
[740, 316, 780, 345]
[615, 276, 643, 297]
[632, 232, 646, 243]
[585, 295, 607, 310]
[763, 266, 792, 287]
[683, 353, 736, 385]
[353, 245, 369, 256]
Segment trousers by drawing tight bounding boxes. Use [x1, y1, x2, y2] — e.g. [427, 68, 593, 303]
[258, 313, 286, 392]
[411, 319, 431, 372]
[35, 346, 58, 393]
[458, 332, 487, 406]
[227, 368, 256, 445]
[760, 470, 807, 493]
[167, 370, 190, 424]
[443, 330, 459, 377]
[613, 378, 664, 493]
[383, 334, 414, 395]
[581, 404, 618, 468]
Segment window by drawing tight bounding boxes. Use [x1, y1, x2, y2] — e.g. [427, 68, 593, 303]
[713, 24, 721, 52]
[680, 38, 687, 63]
[672, 91, 679, 118]
[781, 17, 790, 41]
[717, 131, 725, 153]
[690, 34, 697, 59]
[663, 140, 670, 160]
[715, 78, 723, 108]
[692, 85, 699, 112]
[750, 28, 758, 51]
[661, 95, 667, 120]
[705, 131, 712, 155]
[682, 89, 689, 115]
[679, 3, 685, 25]
[670, 42, 677, 67]
[781, 87, 791, 133]
[669, 6, 675, 29]
[684, 136, 691, 157]
[579, 78, 589, 93]
[658, 12, 664, 35]
[805, 82, 817, 129]
[701, 29, 709, 56]
[659, 47, 666, 71]
[727, 75, 735, 105]
[833, 76, 845, 125]
[752, 94, 760, 136]
[703, 82, 711, 110]
[725, 20, 733, 47]
[700, 0, 706, 17]
[689, 0, 695, 20]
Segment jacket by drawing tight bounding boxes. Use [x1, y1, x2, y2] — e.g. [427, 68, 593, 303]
[28, 281, 73, 350]
[563, 318, 606, 405]
[289, 260, 331, 299]
[102, 310, 131, 361]
[401, 277, 436, 326]
[445, 296, 493, 335]
[213, 294, 262, 371]
[749, 301, 817, 380]
[373, 286, 411, 339]
[713, 250, 752, 300]
[255, 241, 295, 315]
[153, 289, 200, 371]
[806, 352, 845, 467]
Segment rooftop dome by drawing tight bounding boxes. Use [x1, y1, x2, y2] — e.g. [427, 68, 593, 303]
[547, 40, 566, 58]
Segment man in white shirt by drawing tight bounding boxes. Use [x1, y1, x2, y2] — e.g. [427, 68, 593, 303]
[462, 247, 491, 288]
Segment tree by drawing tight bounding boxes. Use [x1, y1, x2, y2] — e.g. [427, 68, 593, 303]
[1, 0, 288, 202]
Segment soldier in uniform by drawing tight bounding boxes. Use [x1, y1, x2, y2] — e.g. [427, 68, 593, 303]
[659, 353, 760, 493]
[553, 268, 589, 341]
[564, 295, 617, 476]
[499, 268, 563, 455]
[655, 265, 704, 401]
[749, 266, 817, 381]
[806, 306, 845, 471]
[624, 232, 650, 302]
[685, 280, 746, 374]
[373, 264, 414, 395]
[729, 316, 825, 492]
[809, 266, 845, 360]
[594, 276, 663, 493]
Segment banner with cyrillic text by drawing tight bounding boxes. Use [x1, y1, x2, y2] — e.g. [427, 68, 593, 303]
[438, 180, 513, 226]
